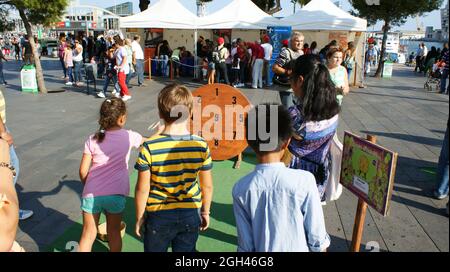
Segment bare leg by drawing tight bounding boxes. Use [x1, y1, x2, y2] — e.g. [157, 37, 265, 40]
[78, 212, 101, 252]
[105, 212, 123, 252]
[233, 153, 243, 169]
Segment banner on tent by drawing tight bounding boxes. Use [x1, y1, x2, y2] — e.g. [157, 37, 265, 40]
[267, 26, 292, 86]
[329, 32, 348, 49]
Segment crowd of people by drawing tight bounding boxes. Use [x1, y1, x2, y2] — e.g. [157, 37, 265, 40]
[411, 42, 449, 95]
[0, 30, 448, 253]
[57, 33, 147, 101]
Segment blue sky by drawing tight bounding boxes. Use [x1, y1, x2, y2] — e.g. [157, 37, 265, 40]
[79, 0, 446, 31]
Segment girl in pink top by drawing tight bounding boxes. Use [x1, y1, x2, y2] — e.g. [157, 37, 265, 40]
[78, 98, 144, 252]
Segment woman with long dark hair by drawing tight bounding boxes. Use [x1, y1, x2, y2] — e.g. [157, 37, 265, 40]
[284, 54, 340, 202]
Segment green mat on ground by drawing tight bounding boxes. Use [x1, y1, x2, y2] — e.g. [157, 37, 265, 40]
[47, 154, 258, 252]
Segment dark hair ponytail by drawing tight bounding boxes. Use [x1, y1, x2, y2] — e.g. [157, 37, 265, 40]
[292, 54, 340, 122]
[93, 98, 127, 143]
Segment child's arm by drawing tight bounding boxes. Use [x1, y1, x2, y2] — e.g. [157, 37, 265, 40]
[135, 170, 150, 238]
[0, 139, 19, 252]
[79, 153, 92, 184]
[199, 170, 213, 231]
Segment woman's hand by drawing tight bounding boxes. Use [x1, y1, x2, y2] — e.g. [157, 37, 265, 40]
[0, 132, 13, 146]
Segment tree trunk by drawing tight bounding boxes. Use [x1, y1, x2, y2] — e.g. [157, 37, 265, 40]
[18, 8, 47, 94]
[374, 20, 390, 78]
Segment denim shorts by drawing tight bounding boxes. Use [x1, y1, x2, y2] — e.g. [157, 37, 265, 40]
[81, 195, 126, 214]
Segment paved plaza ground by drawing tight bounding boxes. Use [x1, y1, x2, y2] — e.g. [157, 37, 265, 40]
[1, 57, 448, 252]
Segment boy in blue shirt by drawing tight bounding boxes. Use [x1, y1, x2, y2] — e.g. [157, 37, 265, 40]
[232, 104, 330, 252]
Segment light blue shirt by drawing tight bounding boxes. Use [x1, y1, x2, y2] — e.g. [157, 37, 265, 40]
[232, 162, 331, 252]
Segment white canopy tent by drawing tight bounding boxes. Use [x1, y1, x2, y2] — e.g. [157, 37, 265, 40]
[281, 0, 367, 31]
[281, 0, 367, 87]
[119, 0, 198, 29]
[197, 0, 283, 30]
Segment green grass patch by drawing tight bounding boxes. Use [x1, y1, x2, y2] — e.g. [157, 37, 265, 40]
[47, 153, 258, 252]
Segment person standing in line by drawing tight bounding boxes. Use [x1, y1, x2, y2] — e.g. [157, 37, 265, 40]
[78, 98, 144, 252]
[134, 84, 213, 252]
[233, 104, 330, 252]
[0, 48, 8, 85]
[310, 41, 319, 55]
[131, 35, 146, 87]
[64, 43, 74, 86]
[327, 47, 350, 105]
[343, 42, 356, 79]
[250, 41, 265, 89]
[261, 35, 273, 87]
[285, 54, 341, 202]
[113, 36, 131, 101]
[0, 138, 20, 252]
[0, 90, 34, 221]
[58, 36, 68, 80]
[439, 49, 449, 95]
[124, 39, 134, 88]
[214, 37, 230, 85]
[73, 39, 84, 87]
[433, 119, 449, 203]
[272, 31, 305, 109]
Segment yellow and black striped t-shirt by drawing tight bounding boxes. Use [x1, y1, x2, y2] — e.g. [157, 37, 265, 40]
[135, 134, 213, 212]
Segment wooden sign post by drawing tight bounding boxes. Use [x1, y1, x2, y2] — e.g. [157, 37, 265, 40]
[350, 135, 376, 252]
[340, 132, 397, 252]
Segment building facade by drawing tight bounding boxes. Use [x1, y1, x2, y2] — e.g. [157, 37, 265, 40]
[441, 0, 449, 42]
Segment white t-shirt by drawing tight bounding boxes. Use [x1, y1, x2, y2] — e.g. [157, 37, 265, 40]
[261, 43, 273, 61]
[115, 47, 130, 75]
[73, 44, 83, 62]
[131, 40, 144, 60]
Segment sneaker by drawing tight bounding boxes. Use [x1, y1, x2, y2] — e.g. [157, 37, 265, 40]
[97, 92, 106, 98]
[65, 82, 73, 86]
[77, 82, 84, 86]
[122, 95, 132, 102]
[19, 209, 34, 220]
[433, 190, 447, 200]
[1, 82, 6, 85]
[138, 83, 148, 87]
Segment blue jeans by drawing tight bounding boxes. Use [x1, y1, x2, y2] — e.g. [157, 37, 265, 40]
[436, 125, 449, 197]
[159, 55, 169, 77]
[67, 67, 74, 83]
[59, 58, 67, 78]
[135, 59, 144, 85]
[73, 61, 83, 83]
[6, 127, 19, 185]
[144, 209, 201, 252]
[440, 69, 449, 94]
[0, 61, 5, 84]
[103, 72, 118, 93]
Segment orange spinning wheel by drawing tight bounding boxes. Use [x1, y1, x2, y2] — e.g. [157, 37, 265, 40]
[190, 84, 252, 167]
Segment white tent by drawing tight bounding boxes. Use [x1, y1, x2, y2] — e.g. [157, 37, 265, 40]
[119, 0, 198, 29]
[281, 0, 367, 31]
[197, 0, 282, 30]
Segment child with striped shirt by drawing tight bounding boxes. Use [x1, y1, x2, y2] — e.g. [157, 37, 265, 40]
[134, 84, 213, 252]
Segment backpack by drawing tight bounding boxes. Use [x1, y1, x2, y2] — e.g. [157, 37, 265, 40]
[273, 48, 294, 86]
[212, 47, 225, 64]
